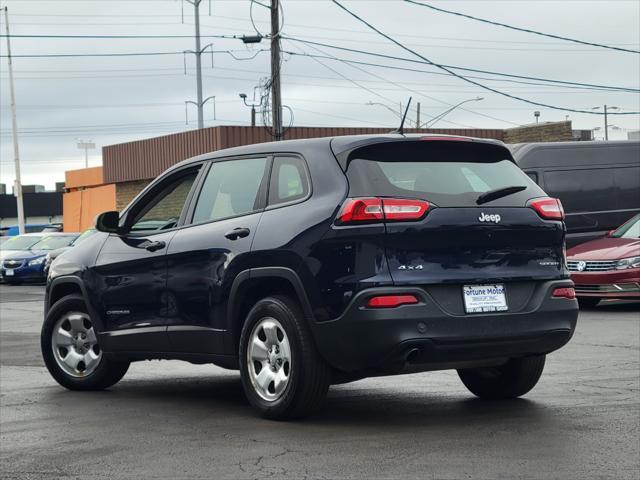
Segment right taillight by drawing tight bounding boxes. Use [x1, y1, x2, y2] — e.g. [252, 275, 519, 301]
[337, 198, 430, 224]
[528, 197, 565, 220]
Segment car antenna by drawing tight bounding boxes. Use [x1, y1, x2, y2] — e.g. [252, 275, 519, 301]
[391, 97, 412, 136]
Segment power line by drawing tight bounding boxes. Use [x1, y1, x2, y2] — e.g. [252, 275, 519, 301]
[0, 48, 268, 59]
[0, 33, 247, 39]
[287, 40, 521, 128]
[3, 32, 633, 53]
[282, 37, 640, 94]
[329, 2, 640, 116]
[6, 61, 636, 94]
[2, 35, 634, 95]
[403, 0, 640, 55]
[10, 11, 640, 48]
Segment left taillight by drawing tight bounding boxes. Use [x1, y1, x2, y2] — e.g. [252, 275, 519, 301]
[337, 197, 430, 225]
[528, 197, 565, 221]
[552, 287, 576, 299]
[366, 294, 419, 308]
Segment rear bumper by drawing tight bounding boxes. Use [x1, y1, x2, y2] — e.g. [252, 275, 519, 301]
[571, 269, 640, 299]
[312, 279, 578, 373]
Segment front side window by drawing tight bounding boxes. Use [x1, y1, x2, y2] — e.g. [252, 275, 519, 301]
[129, 169, 199, 232]
[192, 157, 268, 224]
[269, 156, 309, 206]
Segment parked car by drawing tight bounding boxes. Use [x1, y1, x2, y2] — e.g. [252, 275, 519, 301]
[567, 213, 640, 307]
[42, 223, 63, 233]
[41, 134, 578, 419]
[1, 224, 55, 236]
[44, 229, 97, 274]
[0, 233, 45, 262]
[510, 140, 640, 247]
[1, 233, 79, 284]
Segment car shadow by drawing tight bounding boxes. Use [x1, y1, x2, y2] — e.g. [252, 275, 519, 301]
[50, 372, 553, 431]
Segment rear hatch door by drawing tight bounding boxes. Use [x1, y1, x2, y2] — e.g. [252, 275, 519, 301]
[343, 139, 566, 310]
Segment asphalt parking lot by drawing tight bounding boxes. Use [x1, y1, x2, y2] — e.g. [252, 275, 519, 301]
[0, 284, 638, 479]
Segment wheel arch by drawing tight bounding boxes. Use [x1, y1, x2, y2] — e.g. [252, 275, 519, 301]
[46, 276, 104, 330]
[228, 267, 315, 353]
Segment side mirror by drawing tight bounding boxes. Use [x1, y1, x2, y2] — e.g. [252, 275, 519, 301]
[95, 211, 121, 233]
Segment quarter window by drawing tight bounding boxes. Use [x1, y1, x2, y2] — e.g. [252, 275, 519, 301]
[268, 156, 309, 206]
[192, 157, 268, 224]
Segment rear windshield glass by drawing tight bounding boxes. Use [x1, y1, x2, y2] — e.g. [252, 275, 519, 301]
[346, 141, 543, 207]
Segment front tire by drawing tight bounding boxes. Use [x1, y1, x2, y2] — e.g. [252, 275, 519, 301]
[41, 294, 129, 390]
[239, 295, 331, 420]
[458, 355, 545, 399]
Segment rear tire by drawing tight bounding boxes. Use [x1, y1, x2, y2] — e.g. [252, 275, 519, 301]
[239, 295, 331, 420]
[458, 355, 545, 399]
[41, 294, 129, 391]
[578, 297, 600, 309]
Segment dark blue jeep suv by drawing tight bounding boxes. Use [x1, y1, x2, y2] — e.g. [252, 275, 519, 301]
[42, 134, 578, 419]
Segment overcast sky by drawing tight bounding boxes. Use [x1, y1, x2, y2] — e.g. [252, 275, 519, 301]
[1, 0, 639, 190]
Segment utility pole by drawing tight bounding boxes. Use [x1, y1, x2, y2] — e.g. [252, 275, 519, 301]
[3, 7, 25, 235]
[416, 102, 421, 129]
[270, 0, 283, 141]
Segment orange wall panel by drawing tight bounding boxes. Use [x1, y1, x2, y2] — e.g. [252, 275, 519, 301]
[63, 190, 82, 232]
[63, 184, 115, 232]
[65, 166, 104, 190]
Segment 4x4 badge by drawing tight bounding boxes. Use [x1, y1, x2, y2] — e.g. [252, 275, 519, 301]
[478, 212, 501, 223]
[398, 265, 423, 270]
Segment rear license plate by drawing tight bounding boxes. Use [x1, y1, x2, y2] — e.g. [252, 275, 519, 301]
[463, 284, 507, 313]
[4, 269, 14, 276]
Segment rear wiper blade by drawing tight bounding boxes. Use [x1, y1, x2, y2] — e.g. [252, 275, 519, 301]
[476, 185, 527, 205]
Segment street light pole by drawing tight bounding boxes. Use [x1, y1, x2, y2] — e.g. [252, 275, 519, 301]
[3, 7, 25, 235]
[77, 140, 95, 168]
[193, 0, 204, 129]
[426, 97, 483, 128]
[239, 91, 263, 127]
[592, 105, 619, 141]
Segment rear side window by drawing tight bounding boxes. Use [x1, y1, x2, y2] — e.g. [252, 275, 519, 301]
[192, 157, 268, 224]
[268, 156, 310, 206]
[346, 141, 543, 207]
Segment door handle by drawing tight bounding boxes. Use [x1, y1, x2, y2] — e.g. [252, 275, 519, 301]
[144, 240, 166, 252]
[224, 227, 250, 240]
